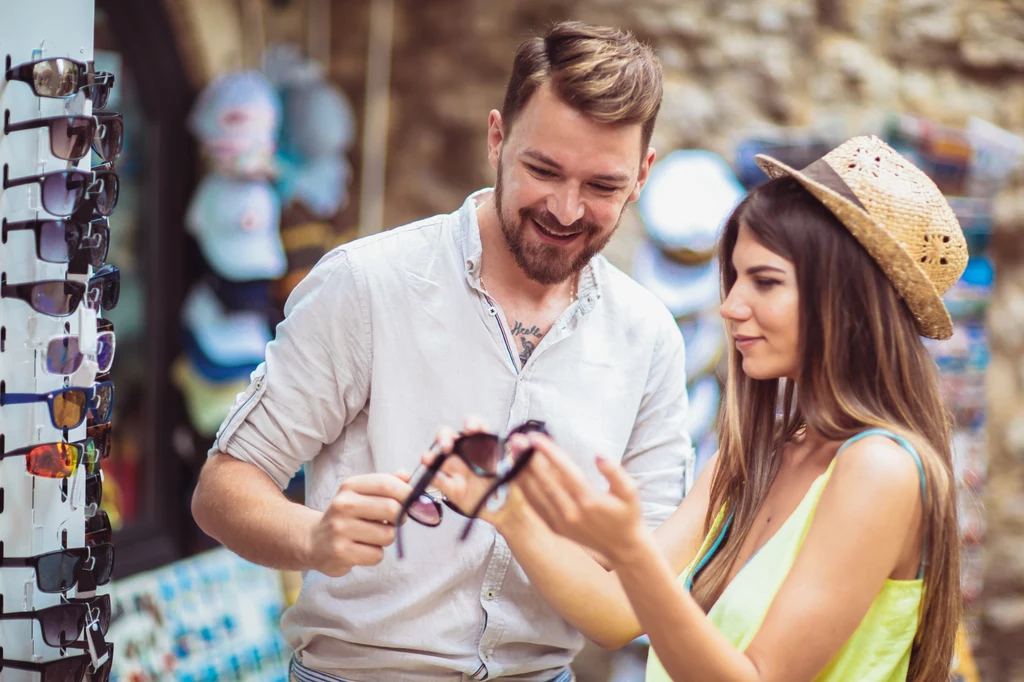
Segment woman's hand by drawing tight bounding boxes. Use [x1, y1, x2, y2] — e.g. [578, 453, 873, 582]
[516, 432, 651, 566]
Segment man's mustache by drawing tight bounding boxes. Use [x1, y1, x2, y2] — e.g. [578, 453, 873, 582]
[520, 208, 597, 236]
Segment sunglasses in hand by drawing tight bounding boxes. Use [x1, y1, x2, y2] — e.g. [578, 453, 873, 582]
[395, 420, 549, 558]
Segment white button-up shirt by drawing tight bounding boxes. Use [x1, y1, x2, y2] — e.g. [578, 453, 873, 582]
[213, 189, 692, 681]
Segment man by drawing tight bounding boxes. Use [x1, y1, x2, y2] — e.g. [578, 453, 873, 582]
[192, 21, 691, 682]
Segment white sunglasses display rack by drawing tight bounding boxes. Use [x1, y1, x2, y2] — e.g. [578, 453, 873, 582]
[1, 1, 111, 680]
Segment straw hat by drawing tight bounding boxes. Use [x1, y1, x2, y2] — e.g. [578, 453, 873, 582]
[755, 135, 968, 340]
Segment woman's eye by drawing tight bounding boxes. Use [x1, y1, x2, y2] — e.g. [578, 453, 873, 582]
[755, 278, 781, 290]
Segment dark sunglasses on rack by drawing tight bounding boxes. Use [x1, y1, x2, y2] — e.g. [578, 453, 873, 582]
[0, 602, 89, 647]
[2, 111, 123, 163]
[91, 111, 123, 162]
[5, 57, 88, 98]
[0, 438, 99, 478]
[35, 328, 116, 375]
[86, 470, 104, 510]
[3, 217, 110, 267]
[5, 56, 114, 110]
[0, 544, 114, 593]
[65, 593, 112, 637]
[2, 165, 92, 217]
[86, 163, 120, 215]
[87, 264, 120, 310]
[2, 267, 120, 317]
[1, 645, 113, 682]
[396, 420, 549, 558]
[84, 68, 115, 111]
[86, 510, 112, 547]
[1, 381, 114, 430]
[87, 420, 113, 462]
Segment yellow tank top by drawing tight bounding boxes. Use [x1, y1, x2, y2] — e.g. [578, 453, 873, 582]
[647, 429, 925, 682]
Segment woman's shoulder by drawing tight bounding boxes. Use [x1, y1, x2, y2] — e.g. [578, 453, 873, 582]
[828, 431, 926, 506]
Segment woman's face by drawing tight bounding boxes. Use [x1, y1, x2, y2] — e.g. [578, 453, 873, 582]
[719, 220, 800, 380]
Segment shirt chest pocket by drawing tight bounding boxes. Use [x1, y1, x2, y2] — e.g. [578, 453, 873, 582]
[214, 365, 269, 452]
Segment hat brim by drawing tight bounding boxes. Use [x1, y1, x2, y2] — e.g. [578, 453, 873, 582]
[754, 154, 954, 340]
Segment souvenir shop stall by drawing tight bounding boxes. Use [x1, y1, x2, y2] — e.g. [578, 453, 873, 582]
[0, 0, 355, 679]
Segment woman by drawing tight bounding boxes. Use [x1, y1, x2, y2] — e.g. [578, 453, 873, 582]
[428, 136, 966, 681]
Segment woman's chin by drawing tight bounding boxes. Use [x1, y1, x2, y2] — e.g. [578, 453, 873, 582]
[740, 359, 785, 381]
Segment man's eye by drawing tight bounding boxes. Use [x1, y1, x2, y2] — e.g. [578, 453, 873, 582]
[527, 164, 555, 178]
[591, 184, 617, 193]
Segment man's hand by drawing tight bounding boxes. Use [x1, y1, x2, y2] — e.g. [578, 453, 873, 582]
[307, 473, 413, 577]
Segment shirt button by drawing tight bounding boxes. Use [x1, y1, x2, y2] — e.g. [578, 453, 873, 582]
[485, 589, 497, 600]
[487, 307, 497, 316]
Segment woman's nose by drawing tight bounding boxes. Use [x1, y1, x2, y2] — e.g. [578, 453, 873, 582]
[719, 287, 752, 322]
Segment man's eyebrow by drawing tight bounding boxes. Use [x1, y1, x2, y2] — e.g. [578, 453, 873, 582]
[522, 149, 631, 184]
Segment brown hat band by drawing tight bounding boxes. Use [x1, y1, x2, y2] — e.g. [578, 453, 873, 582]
[801, 159, 868, 213]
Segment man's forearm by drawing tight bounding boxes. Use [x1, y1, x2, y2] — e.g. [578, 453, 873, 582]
[192, 453, 321, 571]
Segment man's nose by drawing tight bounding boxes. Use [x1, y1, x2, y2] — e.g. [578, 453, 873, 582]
[546, 186, 585, 226]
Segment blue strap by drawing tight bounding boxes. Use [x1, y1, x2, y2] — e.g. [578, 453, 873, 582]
[684, 510, 733, 592]
[837, 428, 928, 580]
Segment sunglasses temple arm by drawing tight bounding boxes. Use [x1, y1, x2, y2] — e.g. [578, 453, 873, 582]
[459, 450, 536, 542]
[0, 392, 42, 406]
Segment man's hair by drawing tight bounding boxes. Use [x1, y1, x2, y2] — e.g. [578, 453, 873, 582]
[501, 21, 663, 151]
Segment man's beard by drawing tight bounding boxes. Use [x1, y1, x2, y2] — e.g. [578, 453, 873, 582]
[494, 158, 622, 286]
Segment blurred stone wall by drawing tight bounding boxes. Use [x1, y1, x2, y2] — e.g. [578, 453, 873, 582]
[260, 0, 1024, 678]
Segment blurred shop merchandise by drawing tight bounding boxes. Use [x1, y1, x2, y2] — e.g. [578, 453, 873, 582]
[1, 0, 121, 677]
[265, 42, 357, 308]
[187, 70, 281, 179]
[634, 149, 741, 486]
[101, 547, 290, 682]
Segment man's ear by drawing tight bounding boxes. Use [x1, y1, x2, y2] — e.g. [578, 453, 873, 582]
[629, 147, 657, 202]
[487, 110, 505, 171]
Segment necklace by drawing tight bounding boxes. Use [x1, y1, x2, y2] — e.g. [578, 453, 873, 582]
[481, 274, 576, 305]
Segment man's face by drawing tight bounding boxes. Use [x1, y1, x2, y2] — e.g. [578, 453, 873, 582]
[489, 83, 655, 285]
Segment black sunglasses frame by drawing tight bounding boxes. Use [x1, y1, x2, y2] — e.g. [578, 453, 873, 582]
[4, 56, 88, 98]
[0, 602, 89, 647]
[2, 217, 109, 268]
[3, 110, 98, 161]
[396, 420, 548, 558]
[1, 164, 93, 217]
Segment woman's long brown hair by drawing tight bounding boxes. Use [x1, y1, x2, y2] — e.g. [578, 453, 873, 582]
[691, 177, 962, 681]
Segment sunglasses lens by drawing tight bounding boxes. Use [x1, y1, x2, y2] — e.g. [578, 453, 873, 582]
[86, 474, 103, 507]
[39, 605, 86, 647]
[46, 335, 82, 374]
[93, 384, 114, 423]
[52, 389, 89, 429]
[32, 59, 81, 97]
[91, 82, 110, 110]
[88, 424, 111, 461]
[456, 433, 501, 474]
[29, 280, 83, 316]
[92, 173, 119, 216]
[25, 442, 80, 478]
[35, 550, 82, 593]
[37, 220, 79, 263]
[96, 332, 115, 372]
[408, 493, 443, 527]
[50, 117, 93, 160]
[41, 171, 87, 216]
[95, 118, 123, 162]
[92, 544, 114, 584]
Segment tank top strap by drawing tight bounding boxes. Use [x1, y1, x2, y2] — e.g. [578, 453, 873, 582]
[837, 428, 928, 579]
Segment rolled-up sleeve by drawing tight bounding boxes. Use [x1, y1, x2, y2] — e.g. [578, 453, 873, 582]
[621, 309, 692, 528]
[210, 248, 371, 490]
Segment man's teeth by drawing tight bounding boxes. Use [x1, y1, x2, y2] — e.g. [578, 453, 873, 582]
[535, 221, 581, 238]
